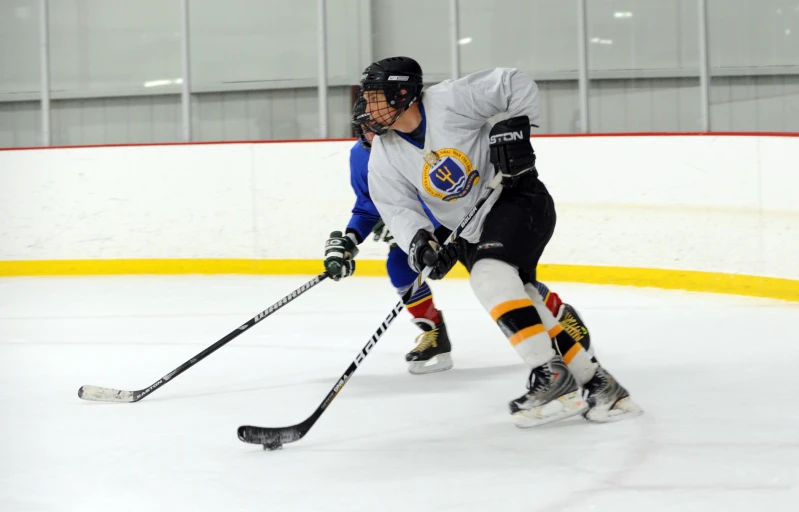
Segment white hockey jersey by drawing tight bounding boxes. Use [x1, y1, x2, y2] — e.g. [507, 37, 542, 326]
[367, 68, 541, 253]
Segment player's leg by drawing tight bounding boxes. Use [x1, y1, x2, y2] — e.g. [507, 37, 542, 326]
[527, 281, 643, 422]
[525, 281, 597, 384]
[387, 245, 453, 374]
[466, 175, 586, 427]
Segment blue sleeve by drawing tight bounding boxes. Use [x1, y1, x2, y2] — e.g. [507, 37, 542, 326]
[346, 143, 382, 242]
[420, 199, 441, 229]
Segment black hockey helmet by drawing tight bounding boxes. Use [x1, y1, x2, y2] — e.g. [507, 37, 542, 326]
[358, 56, 423, 134]
[351, 96, 372, 150]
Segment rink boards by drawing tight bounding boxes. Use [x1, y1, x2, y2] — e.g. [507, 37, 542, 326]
[1, 134, 797, 301]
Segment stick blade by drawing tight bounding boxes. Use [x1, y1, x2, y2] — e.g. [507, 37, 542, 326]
[78, 385, 137, 403]
[237, 425, 304, 449]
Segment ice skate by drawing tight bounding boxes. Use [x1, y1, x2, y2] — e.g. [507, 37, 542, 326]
[406, 315, 453, 374]
[509, 355, 587, 427]
[583, 366, 643, 422]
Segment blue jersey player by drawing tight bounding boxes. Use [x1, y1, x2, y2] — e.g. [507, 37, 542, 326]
[322, 99, 453, 374]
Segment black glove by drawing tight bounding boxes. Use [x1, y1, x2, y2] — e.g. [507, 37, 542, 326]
[371, 219, 395, 246]
[324, 231, 358, 281]
[489, 115, 537, 187]
[408, 229, 459, 280]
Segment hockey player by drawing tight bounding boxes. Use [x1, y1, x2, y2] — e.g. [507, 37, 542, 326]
[328, 101, 610, 385]
[354, 56, 642, 426]
[323, 98, 452, 375]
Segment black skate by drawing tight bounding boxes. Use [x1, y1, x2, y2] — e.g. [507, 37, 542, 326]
[583, 366, 643, 422]
[509, 355, 588, 427]
[406, 315, 453, 375]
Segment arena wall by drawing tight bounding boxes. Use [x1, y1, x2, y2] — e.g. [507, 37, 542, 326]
[1, 134, 797, 301]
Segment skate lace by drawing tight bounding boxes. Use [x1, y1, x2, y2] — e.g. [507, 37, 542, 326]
[591, 368, 610, 394]
[412, 329, 439, 352]
[528, 366, 552, 394]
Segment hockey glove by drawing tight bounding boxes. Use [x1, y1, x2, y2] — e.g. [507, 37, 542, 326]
[408, 229, 458, 280]
[324, 231, 358, 281]
[489, 115, 537, 188]
[371, 219, 396, 246]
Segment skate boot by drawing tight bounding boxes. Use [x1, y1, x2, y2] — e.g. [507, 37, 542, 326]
[583, 366, 643, 422]
[509, 355, 588, 427]
[406, 314, 453, 375]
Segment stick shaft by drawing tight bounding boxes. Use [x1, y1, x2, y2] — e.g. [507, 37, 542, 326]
[239, 174, 504, 446]
[79, 272, 329, 402]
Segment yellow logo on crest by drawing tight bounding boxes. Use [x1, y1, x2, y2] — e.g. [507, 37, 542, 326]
[421, 148, 480, 202]
[423, 151, 440, 166]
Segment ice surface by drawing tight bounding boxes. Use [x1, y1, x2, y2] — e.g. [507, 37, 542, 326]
[1, 275, 797, 511]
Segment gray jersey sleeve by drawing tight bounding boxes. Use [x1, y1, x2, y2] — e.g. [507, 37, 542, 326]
[367, 147, 435, 253]
[441, 68, 541, 127]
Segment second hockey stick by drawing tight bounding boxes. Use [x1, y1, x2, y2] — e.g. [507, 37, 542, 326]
[78, 272, 329, 403]
[237, 173, 504, 450]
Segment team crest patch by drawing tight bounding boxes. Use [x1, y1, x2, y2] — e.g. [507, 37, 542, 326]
[421, 148, 480, 202]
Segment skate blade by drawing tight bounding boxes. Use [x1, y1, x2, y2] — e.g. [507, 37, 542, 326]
[512, 390, 588, 428]
[407, 352, 453, 375]
[585, 397, 644, 423]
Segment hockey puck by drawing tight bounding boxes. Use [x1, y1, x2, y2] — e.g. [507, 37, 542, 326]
[263, 441, 283, 451]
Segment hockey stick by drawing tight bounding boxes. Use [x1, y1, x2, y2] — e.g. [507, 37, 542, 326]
[238, 173, 504, 450]
[78, 272, 329, 403]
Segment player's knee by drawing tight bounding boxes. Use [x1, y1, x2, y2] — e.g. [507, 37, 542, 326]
[386, 246, 416, 289]
[470, 258, 522, 307]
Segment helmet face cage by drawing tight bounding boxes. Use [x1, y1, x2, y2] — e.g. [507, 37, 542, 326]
[358, 84, 420, 135]
[351, 96, 372, 150]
